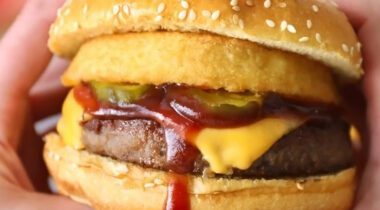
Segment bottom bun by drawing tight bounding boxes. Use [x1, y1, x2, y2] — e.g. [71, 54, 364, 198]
[44, 133, 356, 210]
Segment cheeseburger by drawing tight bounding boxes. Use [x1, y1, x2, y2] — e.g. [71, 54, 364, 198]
[44, 0, 363, 209]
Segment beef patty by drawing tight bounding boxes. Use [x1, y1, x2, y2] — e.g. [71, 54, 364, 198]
[82, 118, 353, 178]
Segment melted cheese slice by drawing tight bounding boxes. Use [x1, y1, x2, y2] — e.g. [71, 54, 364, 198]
[58, 91, 303, 174]
[57, 90, 85, 149]
[195, 118, 302, 174]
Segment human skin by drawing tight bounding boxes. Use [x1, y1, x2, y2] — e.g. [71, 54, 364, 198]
[0, 0, 25, 33]
[333, 0, 380, 209]
[0, 0, 90, 209]
[0, 0, 378, 209]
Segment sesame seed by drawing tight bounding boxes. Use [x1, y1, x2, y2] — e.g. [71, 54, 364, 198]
[57, 8, 63, 17]
[112, 5, 120, 15]
[123, 4, 130, 15]
[315, 33, 322, 43]
[299, 36, 310, 42]
[181, 1, 189, 9]
[265, 19, 276, 28]
[232, 14, 239, 25]
[312, 4, 319, 12]
[144, 183, 155, 188]
[264, 0, 271, 8]
[117, 11, 127, 23]
[232, 5, 241, 11]
[278, 2, 287, 8]
[188, 9, 196, 21]
[287, 24, 297, 33]
[280, 20, 287, 31]
[202, 10, 211, 17]
[72, 22, 79, 30]
[111, 164, 129, 176]
[157, 3, 165, 14]
[246, 0, 254, 6]
[307, 19, 312, 29]
[63, 8, 70, 16]
[154, 178, 164, 185]
[178, 10, 187, 20]
[52, 26, 59, 34]
[350, 46, 355, 56]
[356, 58, 363, 68]
[211, 10, 221, 20]
[239, 19, 245, 29]
[154, 15, 163, 22]
[230, 0, 238, 6]
[296, 182, 304, 190]
[52, 153, 61, 161]
[342, 44, 349, 52]
[82, 5, 88, 15]
[356, 42, 362, 52]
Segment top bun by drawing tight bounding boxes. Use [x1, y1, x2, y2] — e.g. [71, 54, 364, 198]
[49, 0, 363, 81]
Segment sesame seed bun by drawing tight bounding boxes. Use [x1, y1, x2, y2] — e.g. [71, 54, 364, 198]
[44, 133, 356, 210]
[63, 32, 339, 103]
[49, 0, 363, 81]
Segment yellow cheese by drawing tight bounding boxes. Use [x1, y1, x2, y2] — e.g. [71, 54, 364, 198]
[57, 90, 85, 149]
[195, 118, 303, 174]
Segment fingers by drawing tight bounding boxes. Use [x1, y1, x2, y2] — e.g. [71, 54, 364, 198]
[355, 15, 380, 210]
[332, 0, 368, 29]
[333, 0, 378, 29]
[0, 0, 64, 147]
[333, 1, 380, 209]
[0, 0, 64, 97]
[30, 57, 69, 121]
[18, 193, 92, 210]
[30, 57, 68, 95]
[0, 136, 91, 210]
[0, 182, 91, 210]
[0, 139, 34, 191]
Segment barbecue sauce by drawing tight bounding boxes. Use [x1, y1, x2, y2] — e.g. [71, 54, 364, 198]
[164, 175, 190, 210]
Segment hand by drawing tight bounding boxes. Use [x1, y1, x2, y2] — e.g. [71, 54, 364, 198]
[333, 0, 380, 209]
[0, 0, 90, 209]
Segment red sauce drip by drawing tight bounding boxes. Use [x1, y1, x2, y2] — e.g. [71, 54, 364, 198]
[164, 175, 190, 210]
[73, 84, 100, 112]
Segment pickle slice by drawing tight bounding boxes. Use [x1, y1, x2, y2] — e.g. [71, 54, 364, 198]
[190, 89, 262, 108]
[166, 87, 263, 127]
[89, 82, 151, 105]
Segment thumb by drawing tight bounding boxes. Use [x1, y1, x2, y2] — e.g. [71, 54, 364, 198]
[0, 136, 92, 210]
[0, 0, 65, 148]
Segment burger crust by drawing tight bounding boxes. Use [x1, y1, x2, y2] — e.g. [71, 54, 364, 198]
[49, 0, 363, 81]
[44, 133, 356, 210]
[64, 33, 339, 103]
